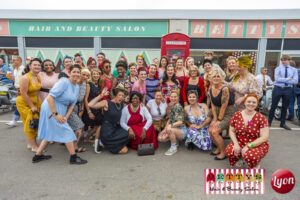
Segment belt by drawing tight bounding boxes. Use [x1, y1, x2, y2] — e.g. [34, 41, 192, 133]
[275, 86, 292, 89]
[40, 88, 50, 93]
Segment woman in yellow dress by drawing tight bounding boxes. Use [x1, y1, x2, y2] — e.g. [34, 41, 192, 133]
[16, 58, 42, 152]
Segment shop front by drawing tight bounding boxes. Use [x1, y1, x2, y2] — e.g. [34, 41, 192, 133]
[0, 20, 168, 69]
[189, 20, 300, 78]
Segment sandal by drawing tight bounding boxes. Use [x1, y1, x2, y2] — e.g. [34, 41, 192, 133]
[210, 151, 220, 156]
[75, 147, 87, 153]
[214, 155, 227, 160]
[222, 136, 231, 140]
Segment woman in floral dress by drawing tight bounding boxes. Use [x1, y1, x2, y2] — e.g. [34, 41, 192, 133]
[184, 91, 212, 151]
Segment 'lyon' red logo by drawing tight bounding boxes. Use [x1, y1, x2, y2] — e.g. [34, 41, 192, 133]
[271, 169, 295, 194]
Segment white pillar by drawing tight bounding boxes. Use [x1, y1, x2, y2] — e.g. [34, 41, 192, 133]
[17, 36, 26, 66]
[256, 38, 267, 75]
[94, 37, 101, 57]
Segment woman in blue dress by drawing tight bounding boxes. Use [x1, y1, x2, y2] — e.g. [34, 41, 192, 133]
[184, 90, 212, 151]
[32, 65, 87, 164]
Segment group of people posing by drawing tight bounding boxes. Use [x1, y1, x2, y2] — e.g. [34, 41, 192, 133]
[8, 51, 272, 169]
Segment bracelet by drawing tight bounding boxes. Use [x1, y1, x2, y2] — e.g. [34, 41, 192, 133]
[80, 110, 84, 112]
[247, 143, 254, 148]
[99, 93, 104, 98]
[88, 111, 91, 114]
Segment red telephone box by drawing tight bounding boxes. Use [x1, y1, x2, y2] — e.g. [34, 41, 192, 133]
[161, 33, 190, 62]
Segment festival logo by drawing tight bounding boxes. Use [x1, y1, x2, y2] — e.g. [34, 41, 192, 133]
[271, 169, 296, 194]
[204, 169, 265, 194]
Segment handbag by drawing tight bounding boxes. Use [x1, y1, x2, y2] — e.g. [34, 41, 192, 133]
[29, 111, 39, 130]
[137, 143, 155, 156]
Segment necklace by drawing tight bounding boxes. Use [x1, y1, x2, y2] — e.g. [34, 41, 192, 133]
[114, 102, 121, 110]
[104, 73, 112, 79]
[130, 104, 139, 113]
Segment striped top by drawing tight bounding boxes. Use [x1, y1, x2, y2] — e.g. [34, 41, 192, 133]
[146, 77, 160, 104]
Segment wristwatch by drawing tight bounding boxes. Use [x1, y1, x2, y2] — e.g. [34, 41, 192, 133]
[53, 112, 58, 116]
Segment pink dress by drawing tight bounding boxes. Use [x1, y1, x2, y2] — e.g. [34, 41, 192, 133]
[132, 80, 146, 95]
[38, 72, 59, 102]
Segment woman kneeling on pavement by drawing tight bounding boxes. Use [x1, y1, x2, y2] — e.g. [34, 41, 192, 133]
[32, 65, 87, 164]
[120, 91, 158, 150]
[225, 94, 269, 169]
[158, 90, 187, 156]
[88, 87, 129, 154]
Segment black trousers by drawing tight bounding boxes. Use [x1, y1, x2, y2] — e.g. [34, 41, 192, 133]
[268, 86, 293, 125]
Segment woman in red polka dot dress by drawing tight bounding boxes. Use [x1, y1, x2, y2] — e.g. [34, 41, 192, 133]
[225, 94, 269, 169]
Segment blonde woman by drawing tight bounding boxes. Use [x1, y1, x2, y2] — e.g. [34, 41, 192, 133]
[82, 69, 103, 144]
[175, 57, 189, 105]
[67, 68, 90, 153]
[208, 68, 236, 160]
[225, 56, 238, 83]
[185, 57, 194, 71]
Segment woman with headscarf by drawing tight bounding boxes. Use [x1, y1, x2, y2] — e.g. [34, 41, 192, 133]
[231, 55, 263, 110]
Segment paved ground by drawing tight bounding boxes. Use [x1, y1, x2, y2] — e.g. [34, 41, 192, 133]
[0, 111, 299, 200]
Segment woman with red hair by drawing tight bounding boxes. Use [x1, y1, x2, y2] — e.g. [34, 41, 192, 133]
[225, 94, 269, 169]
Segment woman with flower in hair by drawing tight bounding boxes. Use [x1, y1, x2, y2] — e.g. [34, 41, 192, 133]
[231, 55, 263, 110]
[58, 56, 73, 79]
[132, 67, 147, 104]
[136, 55, 147, 70]
[184, 90, 212, 151]
[159, 64, 180, 103]
[87, 57, 97, 71]
[158, 56, 168, 79]
[225, 94, 269, 169]
[100, 59, 114, 100]
[88, 88, 129, 154]
[112, 56, 130, 78]
[209, 68, 236, 160]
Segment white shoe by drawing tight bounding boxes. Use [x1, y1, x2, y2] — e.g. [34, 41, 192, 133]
[165, 147, 177, 156]
[6, 120, 17, 127]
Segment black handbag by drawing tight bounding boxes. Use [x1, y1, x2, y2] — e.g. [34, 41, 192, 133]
[137, 143, 155, 156]
[29, 111, 39, 130]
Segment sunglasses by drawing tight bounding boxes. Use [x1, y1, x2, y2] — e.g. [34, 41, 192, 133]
[157, 106, 161, 115]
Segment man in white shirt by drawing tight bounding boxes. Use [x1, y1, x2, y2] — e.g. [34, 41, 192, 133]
[198, 51, 224, 75]
[6, 56, 25, 127]
[256, 67, 274, 94]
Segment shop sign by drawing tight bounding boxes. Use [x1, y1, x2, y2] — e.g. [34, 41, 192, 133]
[0, 20, 9, 36]
[190, 20, 300, 38]
[9, 21, 168, 37]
